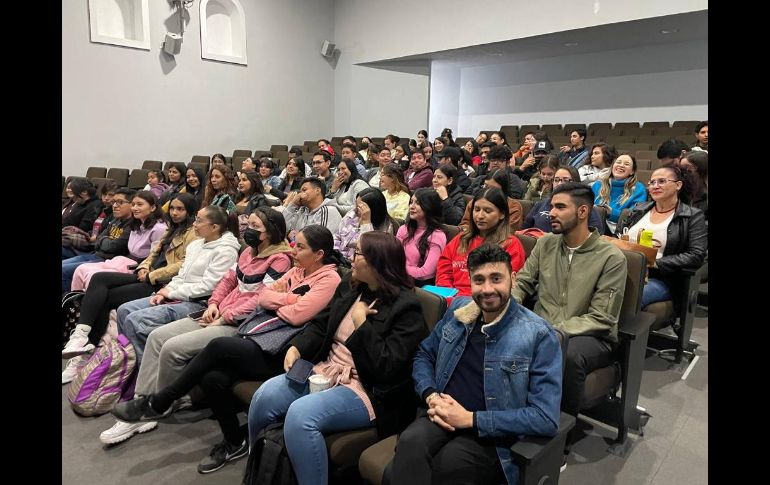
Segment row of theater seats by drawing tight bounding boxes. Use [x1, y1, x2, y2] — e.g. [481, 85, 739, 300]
[225, 231, 702, 484]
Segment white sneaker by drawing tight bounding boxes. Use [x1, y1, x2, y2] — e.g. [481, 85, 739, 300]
[62, 327, 95, 359]
[99, 419, 158, 445]
[61, 354, 90, 385]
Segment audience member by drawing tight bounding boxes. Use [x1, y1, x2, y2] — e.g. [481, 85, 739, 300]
[396, 189, 447, 286]
[579, 142, 616, 184]
[333, 187, 397, 259]
[283, 177, 342, 241]
[591, 154, 647, 233]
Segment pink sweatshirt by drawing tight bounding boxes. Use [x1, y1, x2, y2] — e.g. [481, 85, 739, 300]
[396, 225, 447, 280]
[207, 243, 293, 322]
[258, 263, 341, 326]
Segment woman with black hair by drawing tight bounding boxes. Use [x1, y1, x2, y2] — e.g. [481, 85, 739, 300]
[69, 191, 168, 293]
[328, 159, 370, 215]
[184, 165, 207, 207]
[159, 162, 189, 212]
[271, 158, 306, 202]
[523, 154, 559, 202]
[459, 169, 524, 232]
[245, 231, 428, 485]
[333, 187, 397, 260]
[394, 143, 412, 170]
[111, 225, 346, 474]
[396, 188, 447, 286]
[437, 188, 525, 297]
[432, 164, 467, 225]
[616, 164, 707, 308]
[235, 170, 270, 236]
[62, 178, 102, 232]
[62, 193, 199, 379]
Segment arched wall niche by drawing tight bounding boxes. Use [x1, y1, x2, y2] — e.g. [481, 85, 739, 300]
[200, 0, 247, 65]
[88, 0, 150, 50]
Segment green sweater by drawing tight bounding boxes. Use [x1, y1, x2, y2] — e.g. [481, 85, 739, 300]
[512, 229, 626, 343]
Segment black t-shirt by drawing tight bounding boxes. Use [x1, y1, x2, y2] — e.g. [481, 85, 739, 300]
[443, 316, 487, 412]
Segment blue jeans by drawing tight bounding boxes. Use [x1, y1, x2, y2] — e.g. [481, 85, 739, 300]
[116, 297, 206, 363]
[61, 246, 79, 260]
[62, 253, 103, 293]
[641, 278, 671, 309]
[248, 374, 373, 485]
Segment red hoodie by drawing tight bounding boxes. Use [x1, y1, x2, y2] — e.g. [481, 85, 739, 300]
[435, 234, 525, 297]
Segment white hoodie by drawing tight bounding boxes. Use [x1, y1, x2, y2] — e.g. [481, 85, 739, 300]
[164, 231, 241, 301]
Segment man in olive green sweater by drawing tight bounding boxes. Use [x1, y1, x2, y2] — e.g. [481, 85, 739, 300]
[512, 182, 627, 452]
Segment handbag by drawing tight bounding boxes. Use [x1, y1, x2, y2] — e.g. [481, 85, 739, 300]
[601, 235, 658, 268]
[237, 308, 304, 355]
[62, 226, 94, 251]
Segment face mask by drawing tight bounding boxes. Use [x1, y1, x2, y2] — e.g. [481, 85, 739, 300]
[243, 228, 263, 248]
[360, 141, 369, 150]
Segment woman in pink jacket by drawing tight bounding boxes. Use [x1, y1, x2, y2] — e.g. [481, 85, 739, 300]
[112, 225, 346, 474]
[99, 207, 292, 445]
[395, 188, 447, 286]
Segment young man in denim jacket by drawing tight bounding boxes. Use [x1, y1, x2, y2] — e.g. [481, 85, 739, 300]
[386, 245, 562, 485]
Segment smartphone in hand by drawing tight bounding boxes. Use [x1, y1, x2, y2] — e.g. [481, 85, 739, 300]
[188, 309, 206, 321]
[286, 358, 314, 384]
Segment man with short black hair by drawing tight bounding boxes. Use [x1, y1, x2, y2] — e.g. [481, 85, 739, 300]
[404, 150, 434, 191]
[559, 128, 589, 169]
[386, 244, 562, 485]
[366, 144, 392, 187]
[466, 144, 525, 199]
[436, 146, 471, 192]
[657, 139, 691, 166]
[282, 177, 342, 241]
[341, 142, 367, 178]
[512, 182, 627, 460]
[692, 121, 708, 152]
[514, 140, 550, 182]
[310, 151, 336, 194]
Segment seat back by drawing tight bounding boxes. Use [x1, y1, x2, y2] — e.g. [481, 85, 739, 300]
[127, 168, 149, 190]
[516, 199, 533, 221]
[440, 224, 461, 243]
[105, 168, 129, 187]
[89, 177, 114, 196]
[232, 149, 252, 159]
[415, 287, 447, 332]
[141, 160, 163, 171]
[270, 144, 289, 153]
[514, 232, 537, 259]
[85, 166, 107, 179]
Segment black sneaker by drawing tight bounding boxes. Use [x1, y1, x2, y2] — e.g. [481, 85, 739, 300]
[197, 439, 249, 474]
[111, 396, 172, 423]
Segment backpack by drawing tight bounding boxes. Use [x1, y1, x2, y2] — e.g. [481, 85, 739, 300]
[66, 334, 137, 416]
[242, 422, 297, 485]
[62, 291, 85, 348]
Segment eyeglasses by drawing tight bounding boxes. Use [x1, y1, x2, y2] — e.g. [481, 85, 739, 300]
[647, 178, 678, 187]
[112, 199, 130, 206]
[193, 217, 211, 225]
[353, 249, 363, 259]
[553, 177, 573, 184]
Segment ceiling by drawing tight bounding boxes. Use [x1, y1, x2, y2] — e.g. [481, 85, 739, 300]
[363, 10, 707, 72]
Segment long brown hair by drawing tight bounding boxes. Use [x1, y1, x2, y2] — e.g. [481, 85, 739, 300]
[203, 165, 237, 207]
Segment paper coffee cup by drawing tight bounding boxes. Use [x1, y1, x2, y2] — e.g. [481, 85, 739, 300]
[308, 374, 331, 393]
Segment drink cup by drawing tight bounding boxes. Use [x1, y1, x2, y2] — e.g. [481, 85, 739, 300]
[309, 374, 331, 393]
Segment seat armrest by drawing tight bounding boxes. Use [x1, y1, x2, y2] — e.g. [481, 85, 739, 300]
[510, 412, 575, 465]
[619, 311, 655, 341]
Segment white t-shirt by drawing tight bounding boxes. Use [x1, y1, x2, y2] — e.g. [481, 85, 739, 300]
[627, 210, 674, 259]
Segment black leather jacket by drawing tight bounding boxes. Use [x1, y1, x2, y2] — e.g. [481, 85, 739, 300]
[617, 201, 707, 281]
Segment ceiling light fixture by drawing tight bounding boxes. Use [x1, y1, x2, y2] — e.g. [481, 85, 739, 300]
[564, 42, 579, 47]
[660, 29, 679, 34]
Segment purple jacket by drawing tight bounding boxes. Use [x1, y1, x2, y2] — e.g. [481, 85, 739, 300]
[405, 166, 434, 191]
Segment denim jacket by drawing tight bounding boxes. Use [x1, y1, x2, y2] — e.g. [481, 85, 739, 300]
[412, 296, 562, 485]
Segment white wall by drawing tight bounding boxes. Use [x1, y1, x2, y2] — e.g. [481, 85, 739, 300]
[332, 0, 707, 137]
[429, 41, 708, 138]
[62, 0, 334, 176]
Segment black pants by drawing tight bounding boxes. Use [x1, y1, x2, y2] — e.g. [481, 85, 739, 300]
[152, 336, 284, 445]
[78, 271, 156, 346]
[385, 410, 505, 485]
[561, 335, 614, 431]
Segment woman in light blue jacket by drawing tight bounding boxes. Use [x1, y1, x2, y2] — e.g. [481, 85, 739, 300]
[591, 153, 647, 233]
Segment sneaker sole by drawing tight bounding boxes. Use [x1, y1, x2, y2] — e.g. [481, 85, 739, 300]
[62, 344, 95, 360]
[197, 447, 248, 474]
[99, 421, 158, 445]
